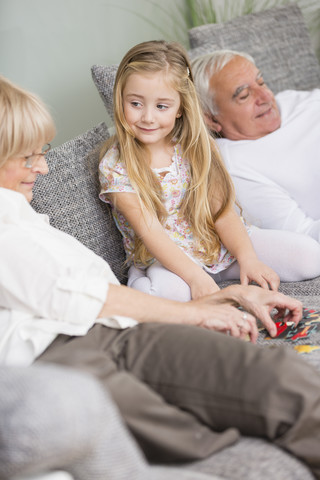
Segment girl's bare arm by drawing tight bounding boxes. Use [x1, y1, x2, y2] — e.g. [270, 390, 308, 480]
[109, 191, 219, 298]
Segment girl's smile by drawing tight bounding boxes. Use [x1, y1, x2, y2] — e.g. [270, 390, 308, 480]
[138, 127, 159, 132]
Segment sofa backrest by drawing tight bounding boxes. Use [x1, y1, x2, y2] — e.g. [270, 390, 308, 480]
[32, 4, 320, 288]
[31, 122, 128, 284]
[91, 5, 320, 123]
[188, 4, 320, 93]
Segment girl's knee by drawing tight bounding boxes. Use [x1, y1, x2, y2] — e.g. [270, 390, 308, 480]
[148, 263, 191, 301]
[149, 279, 191, 301]
[128, 263, 191, 300]
[301, 237, 320, 279]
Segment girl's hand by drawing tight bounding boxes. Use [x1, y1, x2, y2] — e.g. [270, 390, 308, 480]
[189, 269, 220, 299]
[239, 258, 280, 291]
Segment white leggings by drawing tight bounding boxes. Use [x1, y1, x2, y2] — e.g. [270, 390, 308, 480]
[128, 226, 320, 302]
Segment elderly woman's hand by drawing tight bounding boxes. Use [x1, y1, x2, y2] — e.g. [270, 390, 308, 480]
[204, 284, 302, 338]
[189, 302, 258, 342]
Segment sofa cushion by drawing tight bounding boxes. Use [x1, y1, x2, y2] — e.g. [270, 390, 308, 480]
[91, 64, 118, 121]
[185, 435, 314, 480]
[31, 122, 128, 284]
[188, 4, 320, 94]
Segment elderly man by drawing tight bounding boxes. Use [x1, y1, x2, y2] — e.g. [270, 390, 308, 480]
[191, 50, 320, 243]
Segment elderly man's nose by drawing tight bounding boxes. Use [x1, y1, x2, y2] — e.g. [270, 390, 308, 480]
[255, 86, 273, 103]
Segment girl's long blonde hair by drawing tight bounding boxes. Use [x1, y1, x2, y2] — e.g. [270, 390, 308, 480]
[0, 75, 56, 168]
[100, 40, 235, 265]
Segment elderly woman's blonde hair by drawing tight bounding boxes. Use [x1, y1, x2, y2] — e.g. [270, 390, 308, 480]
[0, 75, 56, 168]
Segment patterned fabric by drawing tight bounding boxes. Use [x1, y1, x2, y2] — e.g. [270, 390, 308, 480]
[99, 143, 236, 273]
[188, 4, 320, 94]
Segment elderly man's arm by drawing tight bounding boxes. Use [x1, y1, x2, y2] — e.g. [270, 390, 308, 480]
[232, 177, 320, 243]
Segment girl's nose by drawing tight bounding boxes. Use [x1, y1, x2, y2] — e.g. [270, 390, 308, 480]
[142, 107, 154, 123]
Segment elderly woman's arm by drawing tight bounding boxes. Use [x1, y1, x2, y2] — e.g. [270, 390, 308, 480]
[98, 283, 302, 342]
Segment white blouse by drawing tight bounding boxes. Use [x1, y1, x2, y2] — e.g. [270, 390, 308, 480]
[0, 188, 137, 366]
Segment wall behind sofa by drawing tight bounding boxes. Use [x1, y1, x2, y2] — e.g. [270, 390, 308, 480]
[1, 0, 319, 147]
[0, 0, 182, 146]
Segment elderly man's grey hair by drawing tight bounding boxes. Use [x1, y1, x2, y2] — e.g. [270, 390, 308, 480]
[191, 50, 255, 116]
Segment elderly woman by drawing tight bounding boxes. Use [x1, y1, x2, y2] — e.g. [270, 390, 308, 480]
[0, 75, 212, 480]
[1, 75, 320, 480]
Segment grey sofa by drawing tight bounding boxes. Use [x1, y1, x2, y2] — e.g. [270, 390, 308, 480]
[30, 4, 320, 480]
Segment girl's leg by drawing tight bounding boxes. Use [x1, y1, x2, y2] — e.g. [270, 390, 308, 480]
[218, 226, 320, 282]
[128, 262, 192, 301]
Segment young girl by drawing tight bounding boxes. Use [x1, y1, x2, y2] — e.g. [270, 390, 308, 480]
[99, 40, 320, 301]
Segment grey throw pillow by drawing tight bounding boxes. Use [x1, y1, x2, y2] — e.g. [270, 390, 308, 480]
[91, 64, 118, 121]
[188, 4, 320, 94]
[31, 122, 128, 284]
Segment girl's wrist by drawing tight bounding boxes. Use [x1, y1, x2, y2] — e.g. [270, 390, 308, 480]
[187, 266, 210, 286]
[180, 262, 206, 286]
[236, 251, 258, 265]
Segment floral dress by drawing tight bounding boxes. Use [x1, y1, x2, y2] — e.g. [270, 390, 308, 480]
[99, 142, 237, 274]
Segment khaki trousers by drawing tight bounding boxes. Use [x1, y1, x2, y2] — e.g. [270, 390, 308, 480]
[37, 323, 320, 478]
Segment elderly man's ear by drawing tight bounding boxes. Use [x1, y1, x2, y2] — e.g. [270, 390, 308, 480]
[204, 112, 223, 134]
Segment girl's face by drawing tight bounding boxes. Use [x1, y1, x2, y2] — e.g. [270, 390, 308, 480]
[122, 71, 181, 149]
[0, 145, 49, 202]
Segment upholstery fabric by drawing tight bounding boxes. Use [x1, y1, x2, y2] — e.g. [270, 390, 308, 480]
[218, 278, 320, 299]
[0, 364, 141, 480]
[31, 123, 128, 284]
[91, 64, 118, 121]
[188, 4, 320, 94]
[185, 436, 314, 480]
[1, 365, 214, 480]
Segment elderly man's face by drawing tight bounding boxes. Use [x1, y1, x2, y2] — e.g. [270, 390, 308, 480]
[208, 56, 281, 140]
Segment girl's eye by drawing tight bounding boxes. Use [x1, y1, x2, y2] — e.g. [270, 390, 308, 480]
[131, 101, 142, 107]
[157, 104, 168, 110]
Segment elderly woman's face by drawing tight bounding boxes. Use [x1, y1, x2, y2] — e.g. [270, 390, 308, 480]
[0, 145, 49, 202]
